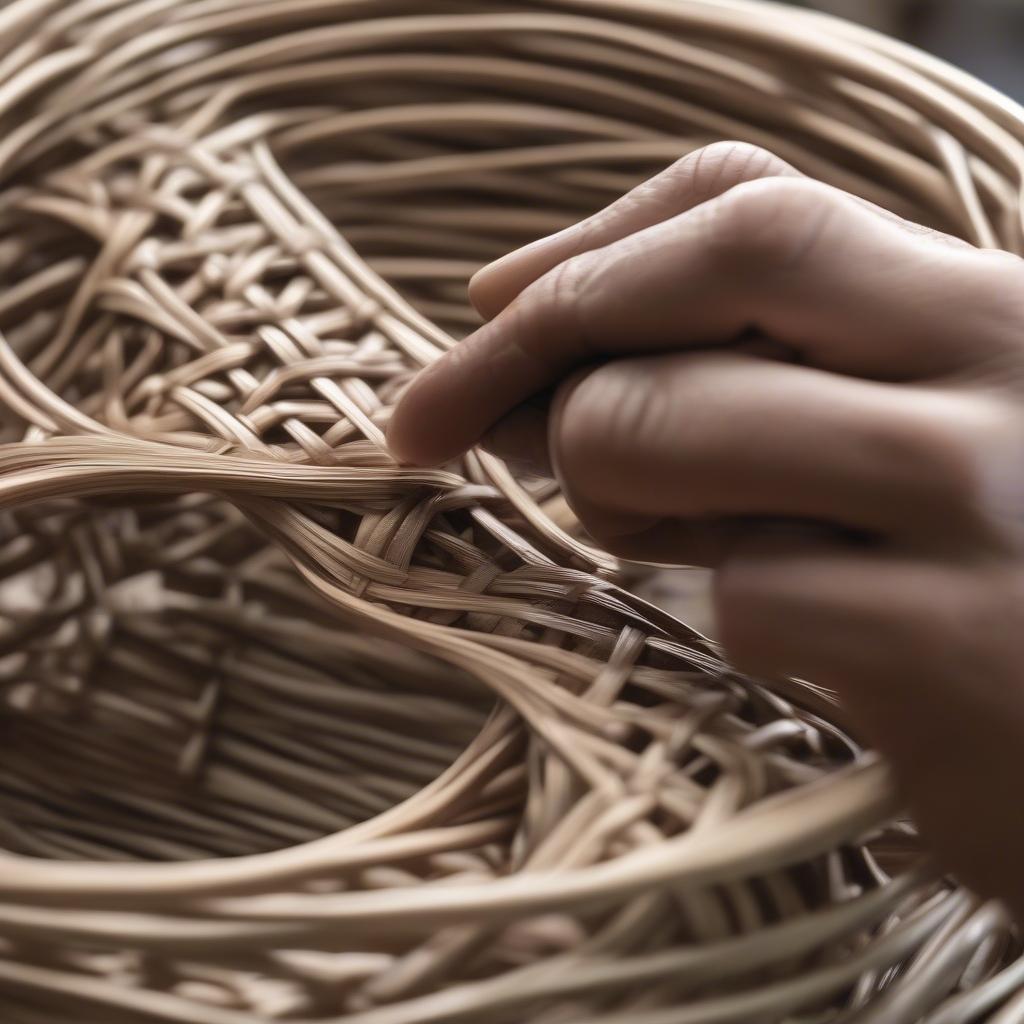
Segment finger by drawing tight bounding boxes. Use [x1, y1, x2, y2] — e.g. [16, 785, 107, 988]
[477, 331, 796, 477]
[548, 351, 993, 538]
[550, 353, 988, 541]
[714, 534, 1024, 910]
[469, 141, 802, 320]
[470, 141, 974, 323]
[479, 409, 736, 567]
[389, 177, 1024, 465]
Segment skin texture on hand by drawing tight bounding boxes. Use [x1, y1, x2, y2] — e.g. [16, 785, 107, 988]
[388, 141, 1024, 917]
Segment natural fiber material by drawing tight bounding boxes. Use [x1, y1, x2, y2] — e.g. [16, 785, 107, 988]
[0, 1, 1022, 1020]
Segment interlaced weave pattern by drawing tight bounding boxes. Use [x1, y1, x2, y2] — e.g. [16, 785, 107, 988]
[1, 1, 1023, 1021]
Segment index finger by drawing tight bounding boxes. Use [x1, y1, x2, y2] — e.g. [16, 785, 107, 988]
[469, 141, 801, 320]
[388, 178, 1019, 466]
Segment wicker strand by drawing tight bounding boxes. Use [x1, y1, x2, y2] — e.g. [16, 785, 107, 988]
[0, 1, 1022, 1021]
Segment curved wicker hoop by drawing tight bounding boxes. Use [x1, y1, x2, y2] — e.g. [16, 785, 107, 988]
[1, 1, 1023, 1021]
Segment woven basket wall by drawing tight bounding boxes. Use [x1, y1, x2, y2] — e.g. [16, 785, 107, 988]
[0, 1, 1023, 1021]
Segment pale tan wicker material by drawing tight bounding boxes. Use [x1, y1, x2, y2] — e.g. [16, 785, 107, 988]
[0, 1, 1021, 1021]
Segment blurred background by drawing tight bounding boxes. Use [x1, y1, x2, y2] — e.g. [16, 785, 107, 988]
[797, 0, 1024, 99]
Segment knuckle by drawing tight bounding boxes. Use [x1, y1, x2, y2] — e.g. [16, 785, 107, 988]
[553, 361, 668, 491]
[592, 143, 789, 240]
[526, 255, 588, 318]
[685, 141, 783, 199]
[602, 362, 668, 447]
[667, 142, 780, 203]
[552, 365, 626, 485]
[511, 254, 596, 362]
[701, 177, 838, 271]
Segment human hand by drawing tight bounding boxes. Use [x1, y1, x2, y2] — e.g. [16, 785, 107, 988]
[388, 142, 1024, 915]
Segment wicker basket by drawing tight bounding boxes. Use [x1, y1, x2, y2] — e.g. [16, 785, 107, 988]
[0, 1, 1022, 1021]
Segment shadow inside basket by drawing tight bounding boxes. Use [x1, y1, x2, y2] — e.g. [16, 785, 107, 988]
[0, 495, 493, 863]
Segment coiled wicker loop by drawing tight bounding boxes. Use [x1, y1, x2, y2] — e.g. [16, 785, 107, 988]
[0, 1, 1022, 1021]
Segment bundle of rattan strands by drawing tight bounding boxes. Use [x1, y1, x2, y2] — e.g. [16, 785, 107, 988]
[2, 0, 1024, 1020]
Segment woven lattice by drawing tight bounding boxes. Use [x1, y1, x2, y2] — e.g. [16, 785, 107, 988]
[1, 1, 1023, 1021]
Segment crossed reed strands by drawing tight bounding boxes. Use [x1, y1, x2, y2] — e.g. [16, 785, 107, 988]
[0, 1, 1023, 1021]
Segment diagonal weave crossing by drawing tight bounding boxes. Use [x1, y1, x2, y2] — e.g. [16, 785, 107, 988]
[0, 1, 1022, 1021]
